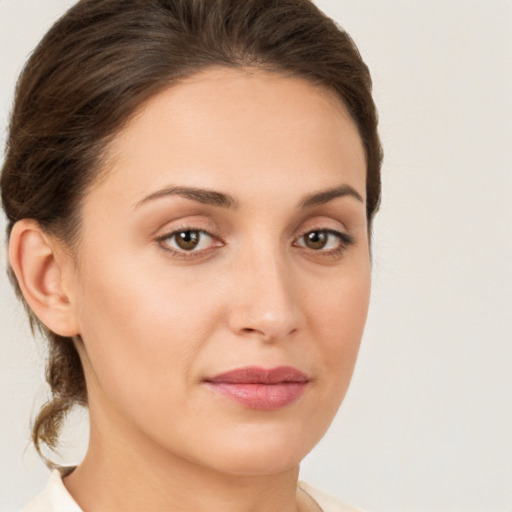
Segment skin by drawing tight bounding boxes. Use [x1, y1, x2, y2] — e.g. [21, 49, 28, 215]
[11, 67, 370, 512]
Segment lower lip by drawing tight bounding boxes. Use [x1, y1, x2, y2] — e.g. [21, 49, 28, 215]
[205, 382, 308, 410]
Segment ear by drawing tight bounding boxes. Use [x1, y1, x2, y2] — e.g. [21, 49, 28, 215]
[8, 219, 80, 337]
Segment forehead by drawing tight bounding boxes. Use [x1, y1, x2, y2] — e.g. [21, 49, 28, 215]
[88, 66, 366, 211]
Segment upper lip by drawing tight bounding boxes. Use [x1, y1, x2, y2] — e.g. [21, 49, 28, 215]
[205, 366, 309, 384]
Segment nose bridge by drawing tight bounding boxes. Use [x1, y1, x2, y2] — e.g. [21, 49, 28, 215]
[228, 238, 302, 341]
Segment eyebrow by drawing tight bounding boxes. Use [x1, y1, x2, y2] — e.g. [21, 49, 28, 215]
[135, 186, 239, 210]
[299, 184, 364, 208]
[135, 183, 364, 210]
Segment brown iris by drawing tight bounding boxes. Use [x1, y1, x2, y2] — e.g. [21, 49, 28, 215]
[175, 230, 201, 250]
[304, 230, 328, 250]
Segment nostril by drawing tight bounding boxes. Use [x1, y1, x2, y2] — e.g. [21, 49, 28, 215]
[240, 326, 276, 342]
[242, 327, 259, 335]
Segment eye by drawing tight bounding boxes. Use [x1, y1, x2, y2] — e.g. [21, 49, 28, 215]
[294, 229, 353, 253]
[158, 229, 220, 254]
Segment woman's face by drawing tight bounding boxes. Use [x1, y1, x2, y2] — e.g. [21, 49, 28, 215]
[69, 67, 370, 475]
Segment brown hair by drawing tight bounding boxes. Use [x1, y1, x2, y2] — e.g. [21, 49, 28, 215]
[1, 0, 382, 466]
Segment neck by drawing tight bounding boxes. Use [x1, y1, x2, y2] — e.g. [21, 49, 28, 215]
[64, 409, 306, 512]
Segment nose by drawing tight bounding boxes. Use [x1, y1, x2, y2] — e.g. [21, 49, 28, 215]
[227, 247, 304, 343]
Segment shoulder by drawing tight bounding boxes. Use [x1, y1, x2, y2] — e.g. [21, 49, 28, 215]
[298, 481, 364, 512]
[20, 473, 362, 512]
[19, 470, 82, 512]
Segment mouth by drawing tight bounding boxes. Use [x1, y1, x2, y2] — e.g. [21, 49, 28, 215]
[203, 366, 310, 411]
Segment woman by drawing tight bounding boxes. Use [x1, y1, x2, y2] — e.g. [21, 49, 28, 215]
[1, 0, 382, 511]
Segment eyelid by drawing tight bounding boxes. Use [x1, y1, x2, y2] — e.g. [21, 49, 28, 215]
[156, 226, 224, 259]
[295, 227, 353, 244]
[292, 226, 355, 258]
[153, 218, 354, 261]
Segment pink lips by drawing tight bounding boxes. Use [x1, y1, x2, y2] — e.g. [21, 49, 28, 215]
[204, 366, 309, 410]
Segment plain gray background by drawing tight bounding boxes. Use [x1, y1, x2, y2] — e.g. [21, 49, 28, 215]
[1, 1, 511, 511]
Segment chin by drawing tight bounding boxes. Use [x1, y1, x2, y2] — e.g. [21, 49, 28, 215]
[187, 422, 322, 476]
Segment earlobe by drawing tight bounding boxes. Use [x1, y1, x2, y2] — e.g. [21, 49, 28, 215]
[8, 219, 80, 337]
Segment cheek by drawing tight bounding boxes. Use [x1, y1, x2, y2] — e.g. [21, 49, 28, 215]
[73, 248, 222, 411]
[306, 261, 371, 384]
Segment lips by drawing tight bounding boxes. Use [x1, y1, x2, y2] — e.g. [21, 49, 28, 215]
[204, 366, 309, 410]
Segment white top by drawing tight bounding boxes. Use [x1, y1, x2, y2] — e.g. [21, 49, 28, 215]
[20, 470, 362, 512]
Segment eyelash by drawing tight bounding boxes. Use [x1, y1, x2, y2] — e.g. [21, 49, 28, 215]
[156, 226, 220, 260]
[293, 228, 354, 259]
[156, 227, 354, 260]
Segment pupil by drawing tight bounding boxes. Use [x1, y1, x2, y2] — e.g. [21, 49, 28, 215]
[176, 230, 199, 250]
[306, 231, 327, 249]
